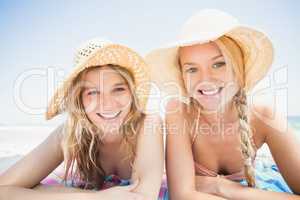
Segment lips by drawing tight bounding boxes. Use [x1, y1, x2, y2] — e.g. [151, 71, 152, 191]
[197, 87, 223, 96]
[96, 111, 121, 120]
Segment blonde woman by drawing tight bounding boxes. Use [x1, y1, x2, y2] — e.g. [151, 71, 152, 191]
[146, 9, 300, 200]
[0, 39, 164, 200]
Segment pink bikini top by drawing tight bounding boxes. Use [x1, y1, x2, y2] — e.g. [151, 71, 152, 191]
[194, 162, 246, 181]
[191, 133, 258, 181]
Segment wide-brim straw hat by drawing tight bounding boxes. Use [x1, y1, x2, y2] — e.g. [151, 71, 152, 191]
[46, 38, 150, 120]
[145, 9, 274, 103]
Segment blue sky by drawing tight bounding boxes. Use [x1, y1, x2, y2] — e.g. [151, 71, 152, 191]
[0, 0, 299, 126]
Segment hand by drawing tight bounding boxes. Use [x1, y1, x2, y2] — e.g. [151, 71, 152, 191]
[214, 177, 245, 198]
[195, 175, 245, 197]
[93, 180, 148, 200]
[195, 175, 220, 195]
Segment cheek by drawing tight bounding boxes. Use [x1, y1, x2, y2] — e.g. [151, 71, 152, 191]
[114, 93, 132, 109]
[81, 95, 90, 108]
[223, 67, 236, 82]
[81, 95, 97, 113]
[223, 71, 240, 94]
[183, 74, 199, 92]
[221, 79, 239, 103]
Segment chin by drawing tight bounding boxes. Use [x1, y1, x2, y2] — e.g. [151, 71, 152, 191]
[200, 104, 220, 113]
[102, 119, 123, 129]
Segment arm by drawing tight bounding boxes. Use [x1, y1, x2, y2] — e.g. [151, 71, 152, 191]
[165, 100, 226, 200]
[33, 184, 96, 193]
[0, 125, 92, 199]
[0, 186, 90, 200]
[131, 114, 164, 200]
[258, 105, 300, 194]
[0, 183, 142, 200]
[216, 177, 300, 200]
[0, 125, 64, 188]
[0, 125, 146, 200]
[214, 105, 300, 199]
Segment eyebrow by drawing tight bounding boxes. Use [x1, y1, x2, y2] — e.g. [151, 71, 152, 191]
[211, 54, 224, 60]
[113, 82, 127, 87]
[83, 87, 97, 91]
[83, 82, 126, 90]
[181, 62, 198, 67]
[182, 54, 224, 67]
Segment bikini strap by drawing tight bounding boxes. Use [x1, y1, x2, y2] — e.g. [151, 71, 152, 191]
[191, 107, 201, 145]
[191, 131, 199, 145]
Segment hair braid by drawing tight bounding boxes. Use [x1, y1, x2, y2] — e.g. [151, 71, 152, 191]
[234, 89, 256, 187]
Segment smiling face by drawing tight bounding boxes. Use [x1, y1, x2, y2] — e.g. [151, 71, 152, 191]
[80, 66, 133, 134]
[178, 42, 240, 112]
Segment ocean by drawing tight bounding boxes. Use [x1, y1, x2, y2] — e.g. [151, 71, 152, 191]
[288, 116, 300, 131]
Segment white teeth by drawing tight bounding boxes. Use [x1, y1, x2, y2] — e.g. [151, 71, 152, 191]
[102, 113, 118, 118]
[201, 88, 219, 96]
[97, 111, 121, 119]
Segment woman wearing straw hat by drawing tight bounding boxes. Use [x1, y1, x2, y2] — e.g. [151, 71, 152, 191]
[0, 39, 165, 200]
[146, 9, 300, 199]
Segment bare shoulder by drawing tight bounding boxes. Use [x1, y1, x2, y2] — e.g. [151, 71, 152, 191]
[143, 113, 162, 124]
[165, 98, 192, 140]
[51, 123, 66, 145]
[251, 103, 286, 125]
[141, 113, 163, 136]
[54, 123, 66, 140]
[165, 98, 190, 119]
[250, 103, 274, 120]
[250, 103, 289, 137]
[47, 123, 67, 158]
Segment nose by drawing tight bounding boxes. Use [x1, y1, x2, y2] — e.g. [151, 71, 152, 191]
[197, 67, 214, 82]
[99, 94, 116, 112]
[192, 66, 221, 91]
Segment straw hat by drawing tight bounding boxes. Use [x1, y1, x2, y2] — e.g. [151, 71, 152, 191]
[46, 38, 150, 120]
[145, 9, 274, 102]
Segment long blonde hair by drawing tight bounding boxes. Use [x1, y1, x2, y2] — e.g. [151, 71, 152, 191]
[180, 36, 256, 187]
[216, 36, 256, 187]
[61, 64, 145, 189]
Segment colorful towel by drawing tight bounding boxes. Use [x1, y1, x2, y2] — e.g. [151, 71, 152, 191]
[42, 159, 292, 198]
[101, 174, 131, 189]
[239, 159, 293, 193]
[158, 175, 169, 200]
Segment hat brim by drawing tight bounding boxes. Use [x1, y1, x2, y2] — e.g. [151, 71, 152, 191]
[46, 44, 151, 120]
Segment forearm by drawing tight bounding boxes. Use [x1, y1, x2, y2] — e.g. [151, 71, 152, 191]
[132, 174, 162, 200]
[187, 191, 227, 200]
[34, 184, 96, 193]
[0, 185, 95, 200]
[171, 189, 227, 200]
[221, 186, 300, 200]
[132, 114, 164, 199]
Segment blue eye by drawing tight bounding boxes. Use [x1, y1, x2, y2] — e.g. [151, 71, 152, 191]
[185, 67, 198, 73]
[113, 87, 126, 92]
[87, 90, 99, 95]
[212, 62, 226, 69]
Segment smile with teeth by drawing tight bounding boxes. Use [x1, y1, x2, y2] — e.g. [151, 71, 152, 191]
[198, 87, 223, 96]
[96, 111, 121, 120]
